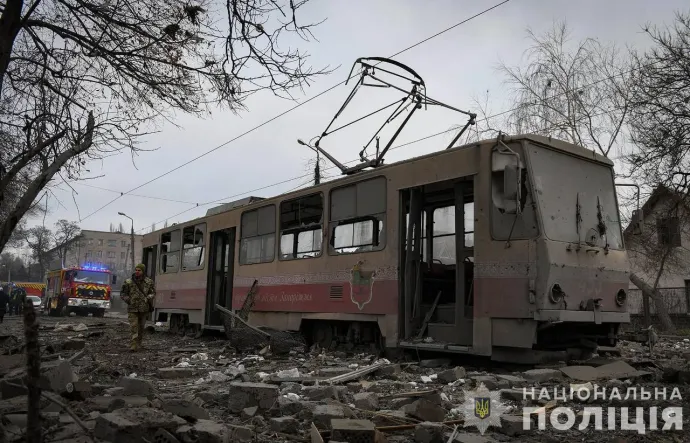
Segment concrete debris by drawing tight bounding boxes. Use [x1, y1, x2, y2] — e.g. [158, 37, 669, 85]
[2, 315, 689, 442]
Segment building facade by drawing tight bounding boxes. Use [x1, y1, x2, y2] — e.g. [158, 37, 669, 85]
[47, 229, 143, 283]
[624, 186, 690, 318]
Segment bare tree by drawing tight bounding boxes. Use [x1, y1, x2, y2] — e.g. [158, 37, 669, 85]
[489, 21, 682, 331]
[627, 11, 690, 198]
[0, 0, 329, 253]
[52, 219, 81, 267]
[17, 225, 53, 278]
[498, 21, 631, 157]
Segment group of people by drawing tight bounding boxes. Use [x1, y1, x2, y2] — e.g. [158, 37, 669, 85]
[0, 284, 27, 322]
[0, 265, 155, 351]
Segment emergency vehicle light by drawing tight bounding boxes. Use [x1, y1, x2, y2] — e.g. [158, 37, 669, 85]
[81, 262, 109, 272]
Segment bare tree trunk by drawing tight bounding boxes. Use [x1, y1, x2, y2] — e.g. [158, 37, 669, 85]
[629, 272, 676, 333]
[24, 298, 41, 443]
[0, 0, 24, 100]
[0, 113, 93, 253]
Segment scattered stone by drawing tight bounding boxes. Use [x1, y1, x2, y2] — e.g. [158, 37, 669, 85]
[269, 416, 299, 433]
[86, 396, 149, 412]
[227, 382, 279, 413]
[242, 406, 258, 419]
[522, 368, 562, 383]
[414, 422, 444, 443]
[353, 392, 379, 411]
[346, 382, 363, 393]
[438, 366, 466, 383]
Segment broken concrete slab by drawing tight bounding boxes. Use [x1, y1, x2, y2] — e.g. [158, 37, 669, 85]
[313, 404, 346, 429]
[401, 399, 446, 422]
[116, 376, 154, 397]
[353, 392, 379, 411]
[270, 416, 299, 433]
[495, 374, 528, 386]
[522, 368, 562, 383]
[176, 419, 236, 443]
[559, 365, 600, 381]
[471, 375, 500, 390]
[414, 421, 444, 443]
[331, 419, 377, 443]
[499, 414, 527, 437]
[94, 412, 143, 442]
[227, 381, 279, 413]
[438, 367, 466, 383]
[162, 398, 210, 421]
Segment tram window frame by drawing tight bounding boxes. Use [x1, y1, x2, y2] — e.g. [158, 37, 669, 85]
[240, 204, 276, 265]
[279, 193, 324, 261]
[489, 145, 539, 241]
[181, 223, 206, 272]
[328, 176, 387, 255]
[160, 229, 181, 274]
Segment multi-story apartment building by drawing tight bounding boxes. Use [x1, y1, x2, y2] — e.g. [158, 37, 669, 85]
[47, 229, 143, 283]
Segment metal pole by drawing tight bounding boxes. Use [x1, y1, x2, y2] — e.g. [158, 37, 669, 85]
[314, 150, 321, 185]
[130, 221, 136, 274]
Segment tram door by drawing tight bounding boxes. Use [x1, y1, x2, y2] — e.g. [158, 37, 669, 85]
[143, 246, 158, 282]
[206, 228, 236, 326]
[400, 177, 475, 346]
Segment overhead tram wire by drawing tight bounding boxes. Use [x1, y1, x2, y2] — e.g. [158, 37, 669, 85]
[77, 0, 514, 224]
[141, 59, 656, 233]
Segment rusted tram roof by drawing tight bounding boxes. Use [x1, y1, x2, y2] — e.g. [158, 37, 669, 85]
[144, 133, 611, 240]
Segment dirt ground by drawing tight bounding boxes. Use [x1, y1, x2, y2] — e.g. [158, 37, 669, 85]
[0, 311, 688, 442]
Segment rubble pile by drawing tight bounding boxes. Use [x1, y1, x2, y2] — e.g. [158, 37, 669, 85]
[1, 316, 689, 442]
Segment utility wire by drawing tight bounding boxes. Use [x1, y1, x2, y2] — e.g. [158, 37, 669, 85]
[138, 58, 653, 233]
[78, 0, 514, 223]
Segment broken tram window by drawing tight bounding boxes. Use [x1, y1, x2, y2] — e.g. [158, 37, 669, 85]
[279, 193, 324, 260]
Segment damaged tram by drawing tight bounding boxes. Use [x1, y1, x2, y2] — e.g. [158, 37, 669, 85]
[142, 134, 632, 363]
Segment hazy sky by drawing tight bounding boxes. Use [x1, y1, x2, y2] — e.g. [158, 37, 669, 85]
[26, 0, 688, 239]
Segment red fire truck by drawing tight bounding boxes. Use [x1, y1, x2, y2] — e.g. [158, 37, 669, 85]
[44, 264, 116, 317]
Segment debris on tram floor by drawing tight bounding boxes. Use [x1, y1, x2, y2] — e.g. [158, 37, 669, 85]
[0, 315, 689, 442]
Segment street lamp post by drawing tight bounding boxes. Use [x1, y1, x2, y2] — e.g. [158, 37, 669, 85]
[118, 212, 136, 274]
[298, 139, 320, 185]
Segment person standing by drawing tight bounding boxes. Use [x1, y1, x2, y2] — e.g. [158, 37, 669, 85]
[120, 264, 155, 352]
[0, 287, 8, 322]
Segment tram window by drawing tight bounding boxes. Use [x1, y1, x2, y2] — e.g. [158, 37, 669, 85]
[329, 177, 386, 255]
[490, 147, 539, 240]
[160, 229, 181, 273]
[181, 223, 206, 271]
[240, 205, 276, 264]
[279, 193, 323, 260]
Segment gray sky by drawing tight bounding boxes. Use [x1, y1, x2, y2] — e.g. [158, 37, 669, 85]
[26, 0, 688, 239]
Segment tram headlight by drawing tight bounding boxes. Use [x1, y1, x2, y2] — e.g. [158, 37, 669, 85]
[549, 284, 565, 304]
[615, 289, 627, 306]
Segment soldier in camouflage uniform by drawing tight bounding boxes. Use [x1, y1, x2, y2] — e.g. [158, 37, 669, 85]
[120, 263, 156, 351]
